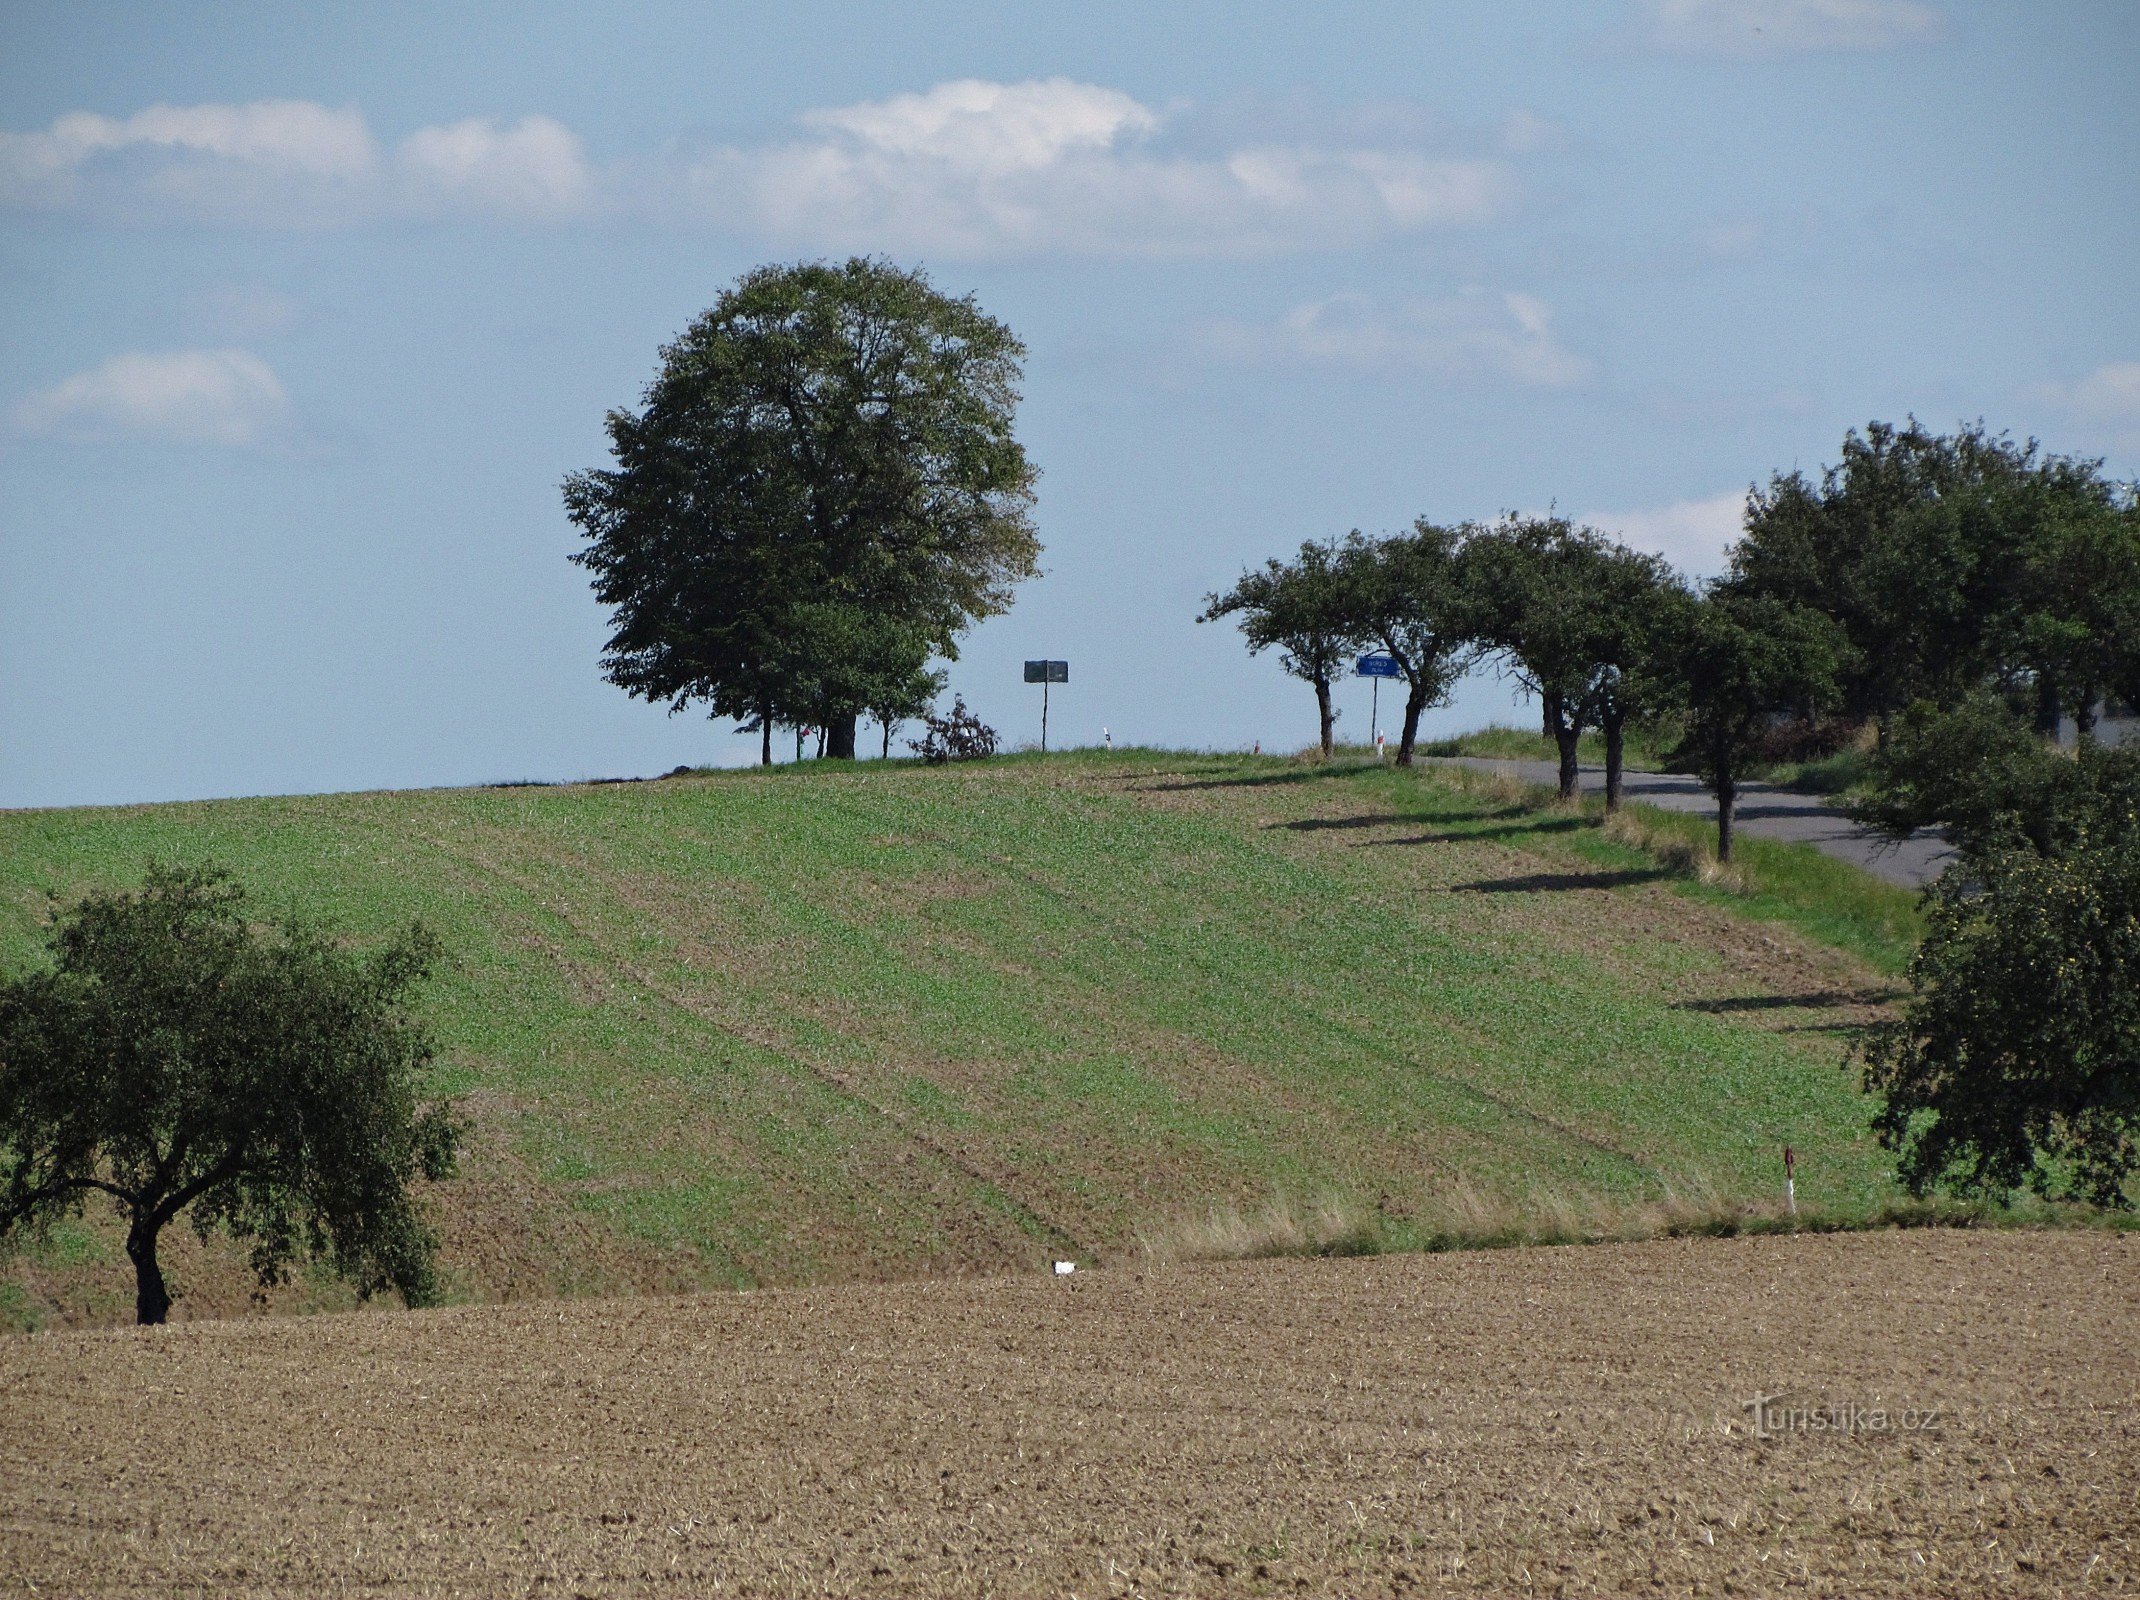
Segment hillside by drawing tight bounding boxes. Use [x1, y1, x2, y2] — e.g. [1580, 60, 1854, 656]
[0, 751, 1910, 1326]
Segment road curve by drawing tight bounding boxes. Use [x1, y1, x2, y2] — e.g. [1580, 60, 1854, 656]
[1426, 756, 1951, 888]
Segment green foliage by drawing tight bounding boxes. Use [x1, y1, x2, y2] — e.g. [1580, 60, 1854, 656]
[1331, 522, 1478, 764]
[1728, 419, 2139, 731]
[1847, 696, 2140, 1205]
[1201, 538, 1363, 757]
[1662, 591, 1841, 860]
[1863, 818, 2140, 1207]
[564, 257, 1040, 759]
[1461, 514, 1686, 800]
[0, 865, 459, 1323]
[1848, 694, 2109, 856]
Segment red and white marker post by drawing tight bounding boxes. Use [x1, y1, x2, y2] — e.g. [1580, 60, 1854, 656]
[1783, 1145, 1797, 1216]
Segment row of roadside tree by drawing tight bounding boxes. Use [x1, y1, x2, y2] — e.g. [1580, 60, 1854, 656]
[1202, 419, 2140, 862]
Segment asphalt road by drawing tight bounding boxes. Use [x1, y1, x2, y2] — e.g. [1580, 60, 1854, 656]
[1428, 756, 1952, 888]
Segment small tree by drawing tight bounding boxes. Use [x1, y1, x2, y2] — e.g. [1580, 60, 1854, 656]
[1201, 540, 1361, 759]
[1855, 732, 2140, 1205]
[1863, 825, 2139, 1207]
[1464, 515, 1681, 805]
[1334, 523, 1478, 766]
[0, 866, 459, 1325]
[1665, 592, 1839, 861]
[910, 695, 999, 763]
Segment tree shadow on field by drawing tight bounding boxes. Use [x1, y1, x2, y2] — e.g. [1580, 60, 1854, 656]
[1673, 988, 1903, 1036]
[1274, 809, 1511, 833]
[1360, 815, 1590, 848]
[1134, 763, 1388, 796]
[1452, 868, 1670, 894]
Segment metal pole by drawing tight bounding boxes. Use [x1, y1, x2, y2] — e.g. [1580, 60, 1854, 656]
[1042, 680, 1049, 753]
[1371, 677, 1379, 747]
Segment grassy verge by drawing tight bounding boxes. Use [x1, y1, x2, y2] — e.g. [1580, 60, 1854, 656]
[1416, 723, 1669, 770]
[1751, 746, 1874, 796]
[1135, 1183, 2132, 1266]
[1419, 759, 1924, 976]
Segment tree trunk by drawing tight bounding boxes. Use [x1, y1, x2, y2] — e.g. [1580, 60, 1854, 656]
[2034, 674, 2062, 740]
[1396, 680, 1429, 767]
[1603, 714, 1625, 813]
[1542, 692, 1558, 741]
[2076, 686, 2099, 744]
[126, 1219, 170, 1326]
[1716, 758, 1737, 864]
[760, 711, 772, 767]
[881, 718, 891, 759]
[794, 726, 805, 762]
[826, 711, 858, 760]
[1553, 719, 1581, 801]
[1315, 676, 1336, 759]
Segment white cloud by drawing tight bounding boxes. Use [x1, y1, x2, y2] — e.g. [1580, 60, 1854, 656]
[802, 78, 1157, 177]
[0, 81, 1525, 252]
[1208, 290, 1593, 388]
[9, 349, 290, 447]
[0, 100, 379, 221]
[684, 77, 1515, 257]
[0, 99, 591, 223]
[1641, 0, 1944, 56]
[2027, 361, 2140, 456]
[396, 115, 593, 218]
[1586, 490, 1747, 576]
[2031, 361, 2140, 421]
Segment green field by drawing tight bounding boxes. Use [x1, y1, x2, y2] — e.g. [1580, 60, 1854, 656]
[1, 750, 1923, 1325]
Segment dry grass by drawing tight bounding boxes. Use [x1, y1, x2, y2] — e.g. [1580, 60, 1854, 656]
[1134, 1177, 2035, 1267]
[1601, 805, 1752, 890]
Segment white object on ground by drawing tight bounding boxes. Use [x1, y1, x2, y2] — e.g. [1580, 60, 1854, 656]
[1053, 1260, 1076, 1275]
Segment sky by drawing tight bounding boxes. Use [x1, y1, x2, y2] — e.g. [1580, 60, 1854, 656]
[2, 0, 2136, 808]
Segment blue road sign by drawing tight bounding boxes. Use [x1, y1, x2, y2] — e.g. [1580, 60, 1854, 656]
[1356, 653, 1401, 678]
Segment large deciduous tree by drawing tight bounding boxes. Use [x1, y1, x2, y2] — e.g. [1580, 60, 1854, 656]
[564, 258, 1041, 761]
[0, 866, 459, 1325]
[1333, 523, 1478, 766]
[1201, 539, 1362, 759]
[1727, 420, 2138, 737]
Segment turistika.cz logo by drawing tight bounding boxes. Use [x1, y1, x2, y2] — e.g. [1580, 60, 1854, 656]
[1742, 1390, 1942, 1439]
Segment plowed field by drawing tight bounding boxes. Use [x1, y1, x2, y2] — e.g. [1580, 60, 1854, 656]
[3, 1228, 2133, 1597]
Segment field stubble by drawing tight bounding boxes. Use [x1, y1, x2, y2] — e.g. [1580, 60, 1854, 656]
[1, 1228, 2132, 1598]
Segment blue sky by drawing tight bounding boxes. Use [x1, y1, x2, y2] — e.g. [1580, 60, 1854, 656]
[3, 0, 2135, 807]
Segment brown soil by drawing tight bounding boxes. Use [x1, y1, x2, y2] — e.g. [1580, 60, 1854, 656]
[2, 1229, 2132, 1598]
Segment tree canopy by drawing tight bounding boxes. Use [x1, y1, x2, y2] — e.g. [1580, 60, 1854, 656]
[0, 866, 459, 1324]
[1200, 538, 1361, 758]
[1463, 514, 1682, 804]
[1333, 523, 1477, 766]
[1726, 419, 2139, 734]
[1663, 591, 1840, 861]
[564, 258, 1041, 760]
[1861, 741, 2140, 1206]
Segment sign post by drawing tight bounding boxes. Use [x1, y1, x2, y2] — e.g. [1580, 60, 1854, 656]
[1023, 660, 1068, 751]
[1356, 653, 1401, 753]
